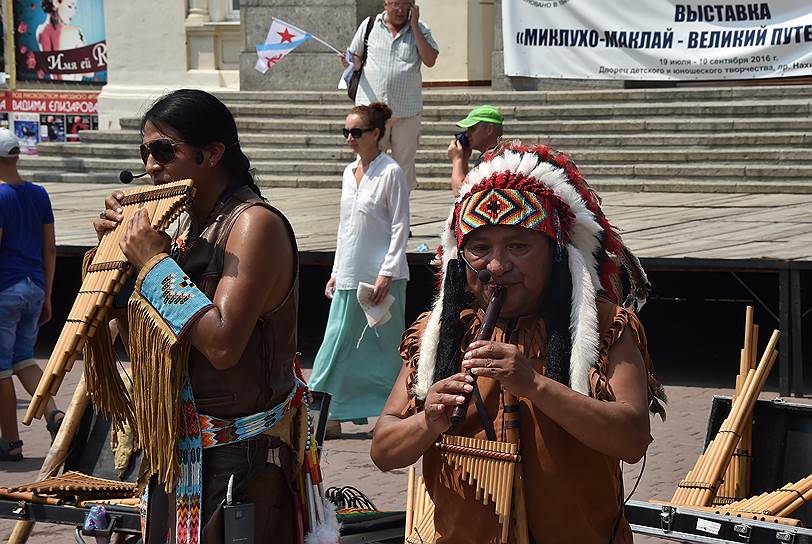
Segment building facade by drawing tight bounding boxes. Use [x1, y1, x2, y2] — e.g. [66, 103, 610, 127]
[0, 0, 505, 134]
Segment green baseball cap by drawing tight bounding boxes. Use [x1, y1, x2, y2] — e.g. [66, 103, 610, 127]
[455, 105, 503, 128]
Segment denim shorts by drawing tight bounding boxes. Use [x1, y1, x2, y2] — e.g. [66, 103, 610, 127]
[0, 277, 45, 379]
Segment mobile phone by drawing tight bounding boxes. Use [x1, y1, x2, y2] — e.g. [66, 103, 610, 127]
[455, 132, 470, 148]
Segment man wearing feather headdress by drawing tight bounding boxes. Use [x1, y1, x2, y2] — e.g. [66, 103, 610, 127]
[371, 142, 666, 544]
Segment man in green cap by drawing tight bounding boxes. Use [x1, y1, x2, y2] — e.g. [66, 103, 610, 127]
[448, 105, 504, 196]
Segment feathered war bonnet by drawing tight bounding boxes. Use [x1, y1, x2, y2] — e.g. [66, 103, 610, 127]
[412, 142, 651, 401]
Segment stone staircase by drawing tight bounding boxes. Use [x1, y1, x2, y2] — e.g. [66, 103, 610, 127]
[21, 85, 812, 192]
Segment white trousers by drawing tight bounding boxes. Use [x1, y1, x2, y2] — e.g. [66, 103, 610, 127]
[379, 113, 421, 191]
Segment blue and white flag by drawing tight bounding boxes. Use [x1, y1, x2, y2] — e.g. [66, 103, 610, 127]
[255, 18, 311, 74]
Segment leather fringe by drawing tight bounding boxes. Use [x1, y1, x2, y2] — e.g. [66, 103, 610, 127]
[128, 292, 190, 491]
[80, 248, 135, 435]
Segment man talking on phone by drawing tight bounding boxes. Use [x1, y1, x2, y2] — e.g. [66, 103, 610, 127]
[342, 1, 439, 192]
[448, 105, 504, 196]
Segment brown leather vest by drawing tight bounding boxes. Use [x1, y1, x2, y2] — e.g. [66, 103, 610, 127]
[177, 186, 298, 418]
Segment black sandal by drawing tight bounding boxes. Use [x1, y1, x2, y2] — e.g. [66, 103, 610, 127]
[0, 439, 23, 461]
[46, 409, 65, 442]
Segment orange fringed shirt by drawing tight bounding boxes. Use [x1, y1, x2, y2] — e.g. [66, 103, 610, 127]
[400, 297, 665, 544]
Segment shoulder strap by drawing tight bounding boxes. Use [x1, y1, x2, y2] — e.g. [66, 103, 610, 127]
[359, 15, 376, 68]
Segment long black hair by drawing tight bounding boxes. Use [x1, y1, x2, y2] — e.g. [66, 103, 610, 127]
[141, 89, 261, 197]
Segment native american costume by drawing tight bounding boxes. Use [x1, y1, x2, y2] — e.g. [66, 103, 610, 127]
[402, 143, 666, 543]
[82, 186, 328, 544]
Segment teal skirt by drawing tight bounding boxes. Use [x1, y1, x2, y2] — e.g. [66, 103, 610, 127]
[308, 280, 407, 423]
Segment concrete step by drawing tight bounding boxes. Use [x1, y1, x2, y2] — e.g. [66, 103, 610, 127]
[73, 129, 812, 149]
[29, 85, 812, 194]
[22, 154, 812, 179]
[118, 116, 812, 134]
[213, 85, 812, 105]
[32, 143, 812, 164]
[221, 100, 812, 119]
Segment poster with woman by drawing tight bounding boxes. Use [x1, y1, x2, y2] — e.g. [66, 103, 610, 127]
[13, 0, 107, 83]
[14, 112, 39, 153]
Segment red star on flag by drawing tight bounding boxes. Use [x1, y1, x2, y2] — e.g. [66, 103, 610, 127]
[277, 27, 296, 43]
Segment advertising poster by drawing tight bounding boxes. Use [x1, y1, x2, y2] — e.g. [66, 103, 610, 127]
[66, 114, 92, 141]
[14, 112, 40, 153]
[0, 91, 98, 152]
[13, 0, 107, 83]
[40, 114, 66, 142]
[504, 1, 812, 80]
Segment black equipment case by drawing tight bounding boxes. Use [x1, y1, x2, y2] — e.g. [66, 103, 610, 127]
[625, 396, 812, 543]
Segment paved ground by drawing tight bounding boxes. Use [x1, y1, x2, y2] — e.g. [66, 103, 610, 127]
[1, 354, 794, 543]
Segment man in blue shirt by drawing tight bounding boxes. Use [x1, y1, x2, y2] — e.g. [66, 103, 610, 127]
[0, 128, 63, 461]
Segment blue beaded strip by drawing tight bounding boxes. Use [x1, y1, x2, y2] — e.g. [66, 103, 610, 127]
[138, 257, 214, 337]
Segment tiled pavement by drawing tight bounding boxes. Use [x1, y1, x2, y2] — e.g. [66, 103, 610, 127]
[0, 360, 788, 543]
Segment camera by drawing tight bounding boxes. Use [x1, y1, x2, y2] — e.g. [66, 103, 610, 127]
[455, 131, 470, 148]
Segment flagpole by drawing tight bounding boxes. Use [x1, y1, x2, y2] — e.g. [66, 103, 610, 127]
[271, 16, 343, 54]
[309, 34, 342, 55]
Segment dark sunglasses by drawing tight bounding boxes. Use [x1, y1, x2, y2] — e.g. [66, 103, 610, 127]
[342, 126, 375, 139]
[140, 138, 183, 165]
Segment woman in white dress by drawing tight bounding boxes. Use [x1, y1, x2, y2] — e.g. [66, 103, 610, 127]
[309, 102, 411, 439]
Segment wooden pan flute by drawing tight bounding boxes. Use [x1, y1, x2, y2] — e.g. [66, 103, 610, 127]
[23, 179, 195, 425]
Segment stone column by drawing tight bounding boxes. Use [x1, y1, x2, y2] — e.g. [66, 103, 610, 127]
[187, 0, 211, 24]
[240, 0, 360, 90]
[491, 0, 508, 90]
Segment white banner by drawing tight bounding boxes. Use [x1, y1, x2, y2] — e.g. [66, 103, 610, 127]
[503, 1, 812, 80]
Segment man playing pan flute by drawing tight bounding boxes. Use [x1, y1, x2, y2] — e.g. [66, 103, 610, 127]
[91, 90, 314, 544]
[371, 142, 667, 543]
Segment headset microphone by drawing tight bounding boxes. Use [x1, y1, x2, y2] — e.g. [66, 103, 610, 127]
[119, 170, 149, 184]
[461, 252, 493, 284]
[476, 269, 492, 284]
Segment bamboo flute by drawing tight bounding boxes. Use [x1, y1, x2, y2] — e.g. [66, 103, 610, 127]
[0, 490, 63, 505]
[673, 330, 779, 506]
[723, 307, 756, 502]
[79, 498, 140, 507]
[405, 466, 415, 539]
[649, 501, 802, 527]
[751, 476, 811, 513]
[776, 487, 812, 517]
[416, 501, 435, 541]
[743, 323, 758, 490]
[717, 475, 812, 518]
[743, 488, 785, 514]
[504, 391, 529, 544]
[774, 477, 812, 517]
[698, 347, 778, 506]
[24, 183, 192, 424]
[415, 476, 424, 526]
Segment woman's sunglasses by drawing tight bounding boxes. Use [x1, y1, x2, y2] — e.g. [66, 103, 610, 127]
[140, 138, 182, 165]
[342, 126, 375, 139]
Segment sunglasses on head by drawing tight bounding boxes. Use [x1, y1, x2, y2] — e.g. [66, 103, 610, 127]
[140, 138, 183, 165]
[342, 126, 375, 139]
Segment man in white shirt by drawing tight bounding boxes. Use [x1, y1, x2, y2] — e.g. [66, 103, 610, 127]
[343, 1, 439, 191]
